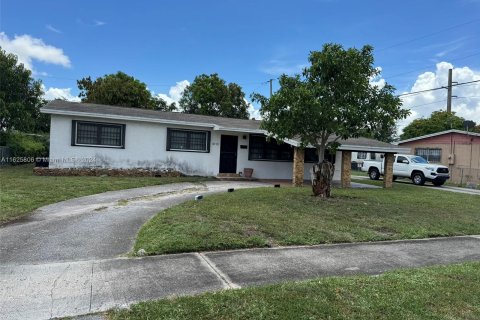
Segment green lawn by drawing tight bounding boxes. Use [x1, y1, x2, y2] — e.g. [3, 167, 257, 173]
[0, 165, 210, 224]
[351, 170, 368, 177]
[109, 262, 480, 320]
[135, 183, 480, 255]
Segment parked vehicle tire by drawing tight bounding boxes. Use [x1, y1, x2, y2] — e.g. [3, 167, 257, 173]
[393, 176, 398, 181]
[411, 172, 425, 186]
[432, 180, 446, 186]
[369, 168, 380, 180]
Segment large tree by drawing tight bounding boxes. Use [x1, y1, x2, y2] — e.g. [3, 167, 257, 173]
[179, 73, 249, 119]
[400, 111, 466, 140]
[77, 71, 175, 111]
[0, 49, 47, 132]
[252, 43, 409, 197]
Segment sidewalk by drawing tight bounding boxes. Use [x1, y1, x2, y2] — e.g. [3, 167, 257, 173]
[1, 235, 479, 320]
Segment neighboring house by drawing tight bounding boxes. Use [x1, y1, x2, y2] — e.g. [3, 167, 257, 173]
[398, 129, 480, 184]
[41, 100, 407, 183]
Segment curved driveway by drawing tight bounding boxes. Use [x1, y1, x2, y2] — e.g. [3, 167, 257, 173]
[0, 181, 268, 265]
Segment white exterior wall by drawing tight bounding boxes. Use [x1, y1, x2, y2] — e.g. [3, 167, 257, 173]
[49, 115, 339, 180]
[49, 115, 220, 176]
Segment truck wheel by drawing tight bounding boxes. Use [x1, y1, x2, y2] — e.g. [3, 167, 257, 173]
[393, 176, 398, 181]
[432, 180, 445, 186]
[369, 168, 380, 180]
[411, 172, 425, 186]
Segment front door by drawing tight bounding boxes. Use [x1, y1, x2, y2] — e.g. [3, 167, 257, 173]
[219, 135, 238, 173]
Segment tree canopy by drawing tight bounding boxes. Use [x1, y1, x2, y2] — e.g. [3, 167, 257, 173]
[179, 73, 249, 119]
[0, 49, 48, 132]
[77, 71, 175, 111]
[400, 110, 468, 140]
[252, 43, 409, 161]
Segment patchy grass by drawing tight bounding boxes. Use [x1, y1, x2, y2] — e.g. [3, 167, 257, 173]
[351, 170, 368, 177]
[0, 165, 210, 224]
[109, 262, 480, 320]
[135, 183, 480, 255]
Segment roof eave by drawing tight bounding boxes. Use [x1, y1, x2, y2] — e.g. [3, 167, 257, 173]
[338, 144, 410, 153]
[398, 129, 480, 144]
[42, 108, 219, 129]
[215, 126, 266, 134]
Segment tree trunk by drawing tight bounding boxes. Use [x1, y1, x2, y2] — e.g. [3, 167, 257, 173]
[311, 160, 335, 197]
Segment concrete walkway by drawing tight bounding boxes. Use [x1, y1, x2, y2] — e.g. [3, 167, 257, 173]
[1, 236, 479, 319]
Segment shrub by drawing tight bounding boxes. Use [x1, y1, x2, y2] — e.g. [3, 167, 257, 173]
[5, 131, 49, 158]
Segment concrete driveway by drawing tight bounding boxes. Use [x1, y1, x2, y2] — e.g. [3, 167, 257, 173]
[0, 181, 268, 265]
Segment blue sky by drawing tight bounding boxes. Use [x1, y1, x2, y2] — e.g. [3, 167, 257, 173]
[1, 0, 480, 128]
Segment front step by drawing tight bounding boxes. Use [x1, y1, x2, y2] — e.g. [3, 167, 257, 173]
[217, 173, 241, 178]
[216, 173, 256, 181]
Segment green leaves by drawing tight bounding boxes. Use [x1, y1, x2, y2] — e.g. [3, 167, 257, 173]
[179, 73, 249, 119]
[77, 71, 176, 111]
[0, 49, 46, 132]
[252, 43, 409, 154]
[401, 110, 471, 140]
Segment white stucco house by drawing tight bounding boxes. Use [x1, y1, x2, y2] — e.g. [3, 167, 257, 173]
[41, 100, 407, 182]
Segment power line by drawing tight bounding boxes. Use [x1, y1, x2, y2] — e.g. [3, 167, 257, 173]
[453, 79, 480, 87]
[408, 99, 448, 109]
[398, 79, 480, 98]
[376, 19, 480, 52]
[398, 86, 445, 98]
[383, 51, 480, 80]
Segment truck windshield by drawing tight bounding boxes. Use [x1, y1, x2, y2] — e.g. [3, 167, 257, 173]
[411, 156, 428, 164]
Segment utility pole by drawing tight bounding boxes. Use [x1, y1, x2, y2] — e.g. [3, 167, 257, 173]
[446, 68, 455, 113]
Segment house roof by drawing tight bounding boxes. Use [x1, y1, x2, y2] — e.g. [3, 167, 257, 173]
[42, 100, 263, 133]
[334, 136, 409, 153]
[284, 135, 409, 153]
[42, 100, 409, 153]
[398, 129, 480, 144]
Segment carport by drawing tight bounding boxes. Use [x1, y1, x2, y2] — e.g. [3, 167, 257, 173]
[290, 137, 411, 188]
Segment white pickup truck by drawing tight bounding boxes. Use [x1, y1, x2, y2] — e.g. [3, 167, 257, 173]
[361, 154, 450, 186]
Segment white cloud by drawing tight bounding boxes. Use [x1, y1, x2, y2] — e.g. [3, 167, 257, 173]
[156, 80, 190, 106]
[42, 85, 81, 102]
[245, 99, 262, 120]
[94, 20, 106, 26]
[398, 61, 480, 133]
[0, 32, 71, 70]
[370, 67, 386, 89]
[46, 24, 62, 34]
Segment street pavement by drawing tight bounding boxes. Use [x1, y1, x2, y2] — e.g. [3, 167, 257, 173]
[1, 236, 479, 320]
